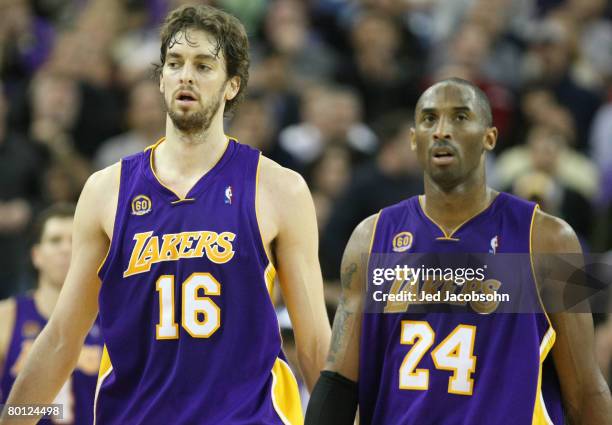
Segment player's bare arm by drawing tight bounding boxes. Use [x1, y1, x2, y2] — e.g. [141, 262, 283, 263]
[304, 213, 377, 425]
[257, 156, 331, 390]
[0, 163, 119, 425]
[532, 209, 612, 424]
[0, 299, 16, 377]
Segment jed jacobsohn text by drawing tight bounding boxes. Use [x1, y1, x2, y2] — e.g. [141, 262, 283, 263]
[369, 265, 510, 312]
[372, 265, 486, 286]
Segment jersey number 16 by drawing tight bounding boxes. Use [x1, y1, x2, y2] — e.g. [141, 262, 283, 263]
[155, 272, 221, 339]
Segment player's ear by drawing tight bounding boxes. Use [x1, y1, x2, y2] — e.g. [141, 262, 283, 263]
[159, 69, 165, 94]
[225, 76, 240, 102]
[410, 128, 417, 151]
[483, 126, 497, 151]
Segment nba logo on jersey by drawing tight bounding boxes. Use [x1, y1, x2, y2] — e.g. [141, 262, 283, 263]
[490, 235, 499, 254]
[225, 186, 233, 204]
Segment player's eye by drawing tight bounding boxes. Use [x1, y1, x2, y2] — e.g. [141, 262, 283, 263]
[456, 113, 468, 121]
[167, 62, 179, 69]
[198, 64, 211, 72]
[423, 114, 436, 123]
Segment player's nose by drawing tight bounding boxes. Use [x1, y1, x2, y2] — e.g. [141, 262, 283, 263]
[432, 116, 452, 141]
[179, 63, 195, 85]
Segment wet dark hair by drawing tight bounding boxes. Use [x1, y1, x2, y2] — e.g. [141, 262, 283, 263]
[156, 4, 250, 114]
[30, 203, 76, 245]
[418, 78, 493, 127]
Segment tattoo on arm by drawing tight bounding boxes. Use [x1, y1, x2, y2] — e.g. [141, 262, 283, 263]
[327, 262, 358, 364]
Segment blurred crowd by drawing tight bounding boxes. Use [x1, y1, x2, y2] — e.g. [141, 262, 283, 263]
[1, 0, 612, 384]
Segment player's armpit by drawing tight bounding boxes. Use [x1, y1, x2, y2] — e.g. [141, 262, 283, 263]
[1, 166, 118, 425]
[326, 213, 377, 381]
[532, 210, 612, 424]
[259, 159, 331, 391]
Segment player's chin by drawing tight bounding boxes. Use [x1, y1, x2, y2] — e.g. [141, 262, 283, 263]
[428, 166, 461, 185]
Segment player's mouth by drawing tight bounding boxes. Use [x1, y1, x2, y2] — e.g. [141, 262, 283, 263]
[176, 91, 198, 106]
[431, 146, 456, 165]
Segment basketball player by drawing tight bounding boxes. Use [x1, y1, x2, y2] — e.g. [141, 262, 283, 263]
[305, 79, 612, 424]
[1, 5, 330, 425]
[0, 204, 103, 424]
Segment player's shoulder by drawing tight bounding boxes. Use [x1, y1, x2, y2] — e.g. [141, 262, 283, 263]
[258, 155, 309, 198]
[532, 208, 581, 254]
[86, 162, 121, 193]
[0, 297, 17, 352]
[0, 297, 16, 318]
[77, 162, 121, 228]
[348, 213, 380, 253]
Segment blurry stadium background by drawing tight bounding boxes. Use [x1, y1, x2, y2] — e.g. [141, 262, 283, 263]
[1, 0, 612, 397]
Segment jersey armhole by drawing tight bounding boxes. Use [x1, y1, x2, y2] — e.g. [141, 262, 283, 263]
[254, 154, 276, 270]
[529, 204, 556, 359]
[365, 211, 382, 288]
[97, 161, 124, 280]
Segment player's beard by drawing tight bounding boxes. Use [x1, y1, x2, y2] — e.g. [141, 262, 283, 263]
[166, 83, 225, 134]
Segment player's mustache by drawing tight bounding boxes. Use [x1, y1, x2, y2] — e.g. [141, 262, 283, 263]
[429, 141, 458, 155]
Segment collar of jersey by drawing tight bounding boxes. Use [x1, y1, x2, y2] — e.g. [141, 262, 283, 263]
[142, 137, 237, 204]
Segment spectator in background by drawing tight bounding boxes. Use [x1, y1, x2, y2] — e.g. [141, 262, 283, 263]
[335, 10, 419, 124]
[0, 81, 42, 299]
[248, 49, 301, 131]
[259, 0, 337, 85]
[522, 16, 602, 150]
[228, 92, 300, 170]
[498, 125, 595, 239]
[43, 1, 124, 158]
[321, 111, 422, 281]
[94, 79, 165, 169]
[277, 84, 377, 175]
[28, 71, 90, 202]
[309, 146, 352, 233]
[431, 21, 516, 144]
[0, 0, 54, 93]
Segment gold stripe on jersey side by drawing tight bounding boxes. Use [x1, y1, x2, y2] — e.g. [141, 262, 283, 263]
[270, 357, 303, 425]
[264, 262, 276, 299]
[532, 327, 556, 424]
[93, 345, 114, 425]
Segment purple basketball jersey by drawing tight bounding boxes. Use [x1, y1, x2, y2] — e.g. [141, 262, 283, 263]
[0, 295, 103, 424]
[95, 138, 302, 425]
[359, 193, 564, 425]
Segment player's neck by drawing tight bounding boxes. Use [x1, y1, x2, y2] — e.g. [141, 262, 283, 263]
[422, 177, 494, 234]
[156, 117, 229, 197]
[33, 281, 61, 320]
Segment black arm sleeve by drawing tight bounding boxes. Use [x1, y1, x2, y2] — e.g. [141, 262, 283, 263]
[304, 370, 358, 425]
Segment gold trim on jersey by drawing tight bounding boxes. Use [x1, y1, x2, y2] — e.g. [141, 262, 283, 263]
[97, 161, 123, 277]
[264, 262, 276, 299]
[368, 212, 382, 256]
[147, 136, 230, 203]
[529, 204, 556, 424]
[255, 153, 276, 269]
[528, 205, 554, 329]
[417, 194, 498, 241]
[93, 345, 114, 425]
[532, 327, 556, 424]
[270, 357, 303, 425]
